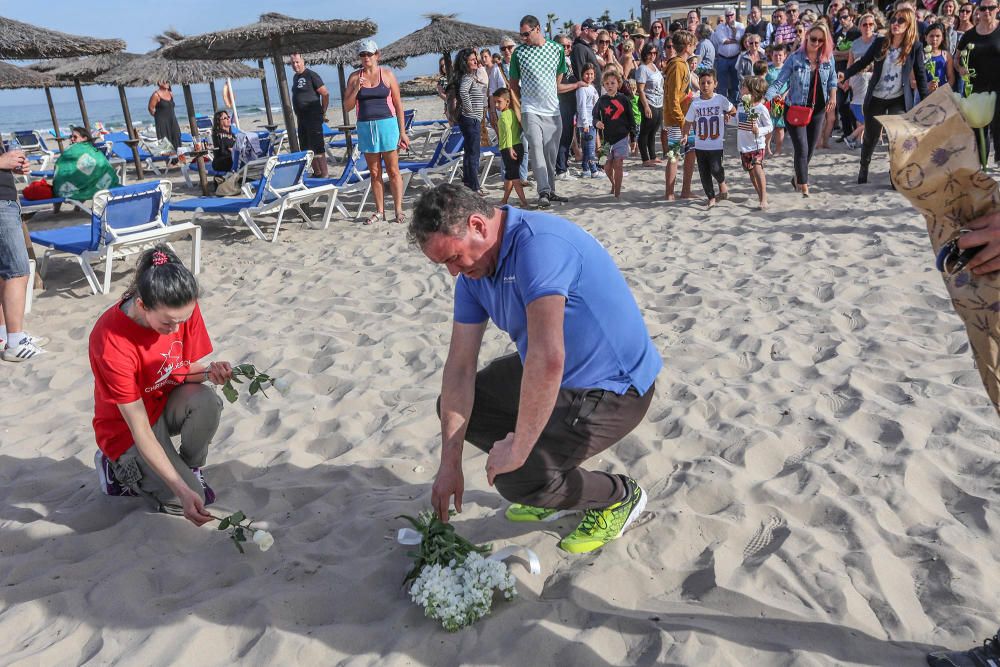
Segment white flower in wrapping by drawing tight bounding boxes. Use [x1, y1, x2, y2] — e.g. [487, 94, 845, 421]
[76, 152, 98, 176]
[741, 94, 752, 106]
[954, 91, 997, 129]
[252, 529, 274, 551]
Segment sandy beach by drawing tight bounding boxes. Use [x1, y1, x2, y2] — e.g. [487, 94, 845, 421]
[2, 93, 999, 666]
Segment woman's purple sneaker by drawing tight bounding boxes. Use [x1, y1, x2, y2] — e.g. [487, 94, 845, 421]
[191, 468, 216, 506]
[94, 451, 137, 497]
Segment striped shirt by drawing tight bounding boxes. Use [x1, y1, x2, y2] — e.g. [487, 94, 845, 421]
[459, 74, 488, 119]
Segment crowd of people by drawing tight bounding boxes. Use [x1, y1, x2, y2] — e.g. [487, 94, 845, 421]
[428, 3, 998, 212]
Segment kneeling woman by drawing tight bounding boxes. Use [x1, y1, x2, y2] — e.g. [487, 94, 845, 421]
[89, 245, 233, 526]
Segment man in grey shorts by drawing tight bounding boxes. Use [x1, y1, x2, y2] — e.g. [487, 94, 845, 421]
[0, 146, 47, 362]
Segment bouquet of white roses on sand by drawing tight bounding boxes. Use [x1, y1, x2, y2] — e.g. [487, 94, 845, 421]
[397, 511, 538, 631]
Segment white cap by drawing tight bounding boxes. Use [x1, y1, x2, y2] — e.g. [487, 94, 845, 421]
[356, 39, 378, 54]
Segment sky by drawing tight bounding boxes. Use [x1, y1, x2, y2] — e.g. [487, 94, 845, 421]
[1, 1, 640, 106]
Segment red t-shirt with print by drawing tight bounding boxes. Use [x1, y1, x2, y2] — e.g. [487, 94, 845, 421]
[89, 301, 213, 460]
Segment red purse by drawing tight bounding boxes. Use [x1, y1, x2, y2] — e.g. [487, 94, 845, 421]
[786, 67, 818, 127]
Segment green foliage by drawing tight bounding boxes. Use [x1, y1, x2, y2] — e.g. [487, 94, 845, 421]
[397, 511, 491, 586]
[217, 510, 249, 553]
[222, 363, 279, 404]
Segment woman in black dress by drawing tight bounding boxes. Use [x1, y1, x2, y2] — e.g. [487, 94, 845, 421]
[147, 81, 182, 150]
[210, 110, 236, 173]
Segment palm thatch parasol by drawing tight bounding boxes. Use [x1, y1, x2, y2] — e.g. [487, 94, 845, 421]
[305, 39, 406, 128]
[97, 32, 265, 194]
[0, 16, 125, 59]
[0, 60, 55, 89]
[378, 13, 516, 79]
[160, 13, 377, 152]
[21, 61, 79, 150]
[46, 52, 141, 134]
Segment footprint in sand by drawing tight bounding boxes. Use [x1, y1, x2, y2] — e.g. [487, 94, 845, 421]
[742, 515, 789, 567]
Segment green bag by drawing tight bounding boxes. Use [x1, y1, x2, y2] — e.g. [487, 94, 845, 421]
[52, 142, 120, 202]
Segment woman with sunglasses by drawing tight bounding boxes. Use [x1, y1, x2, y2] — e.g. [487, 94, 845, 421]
[649, 20, 667, 63]
[344, 39, 410, 224]
[635, 43, 664, 166]
[736, 33, 766, 87]
[842, 7, 928, 184]
[594, 30, 620, 70]
[956, 2, 976, 39]
[766, 23, 837, 197]
[957, 2, 1000, 165]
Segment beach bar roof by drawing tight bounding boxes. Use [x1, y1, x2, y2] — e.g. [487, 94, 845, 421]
[160, 13, 377, 152]
[0, 60, 55, 89]
[0, 16, 125, 59]
[378, 13, 516, 78]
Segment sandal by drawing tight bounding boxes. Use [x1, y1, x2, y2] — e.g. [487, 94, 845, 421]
[363, 211, 385, 226]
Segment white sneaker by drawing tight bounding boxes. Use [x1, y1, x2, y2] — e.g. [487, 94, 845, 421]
[2, 338, 46, 362]
[590, 171, 602, 179]
[22, 333, 50, 347]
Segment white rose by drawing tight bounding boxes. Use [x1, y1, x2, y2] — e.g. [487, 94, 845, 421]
[272, 378, 291, 396]
[252, 529, 275, 552]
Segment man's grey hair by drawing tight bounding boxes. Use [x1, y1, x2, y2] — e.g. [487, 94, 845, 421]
[407, 183, 493, 247]
[697, 24, 713, 40]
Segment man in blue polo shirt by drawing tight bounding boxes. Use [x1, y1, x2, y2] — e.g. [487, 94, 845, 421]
[407, 183, 662, 554]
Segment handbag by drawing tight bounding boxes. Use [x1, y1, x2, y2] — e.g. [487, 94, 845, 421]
[213, 172, 241, 196]
[786, 67, 819, 127]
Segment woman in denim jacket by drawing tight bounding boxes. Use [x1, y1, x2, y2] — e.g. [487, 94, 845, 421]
[842, 6, 928, 184]
[765, 22, 838, 197]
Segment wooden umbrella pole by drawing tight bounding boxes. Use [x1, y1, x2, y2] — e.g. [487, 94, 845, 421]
[182, 83, 210, 196]
[74, 78, 91, 130]
[44, 86, 65, 152]
[258, 59, 275, 126]
[270, 43, 299, 152]
[209, 80, 219, 113]
[117, 85, 144, 179]
[337, 64, 353, 155]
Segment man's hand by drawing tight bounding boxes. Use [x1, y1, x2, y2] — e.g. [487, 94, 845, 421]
[643, 105, 652, 119]
[178, 485, 214, 526]
[431, 461, 464, 522]
[485, 432, 529, 486]
[0, 150, 26, 171]
[206, 361, 233, 385]
[961, 212, 1000, 274]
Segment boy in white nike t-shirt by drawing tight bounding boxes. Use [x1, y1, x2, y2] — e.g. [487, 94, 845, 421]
[682, 69, 736, 208]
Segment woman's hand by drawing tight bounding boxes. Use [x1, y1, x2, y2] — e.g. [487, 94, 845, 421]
[177, 485, 214, 526]
[929, 80, 939, 92]
[398, 133, 410, 151]
[825, 96, 836, 113]
[206, 361, 233, 385]
[961, 212, 1000, 275]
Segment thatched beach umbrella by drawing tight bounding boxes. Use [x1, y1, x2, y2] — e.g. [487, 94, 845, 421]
[19, 61, 75, 150]
[0, 16, 125, 59]
[378, 13, 516, 79]
[306, 39, 407, 128]
[97, 33, 264, 195]
[49, 52, 140, 139]
[160, 13, 377, 152]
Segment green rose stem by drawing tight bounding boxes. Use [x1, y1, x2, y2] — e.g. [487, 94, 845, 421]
[174, 363, 288, 403]
[161, 504, 273, 553]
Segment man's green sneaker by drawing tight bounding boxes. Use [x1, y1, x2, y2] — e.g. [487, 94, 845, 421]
[558, 477, 647, 554]
[504, 503, 574, 522]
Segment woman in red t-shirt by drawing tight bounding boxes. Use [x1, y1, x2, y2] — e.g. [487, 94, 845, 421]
[89, 245, 233, 526]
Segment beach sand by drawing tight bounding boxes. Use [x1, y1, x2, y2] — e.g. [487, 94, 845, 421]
[2, 95, 998, 666]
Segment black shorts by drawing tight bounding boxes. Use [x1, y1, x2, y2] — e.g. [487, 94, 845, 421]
[501, 144, 525, 180]
[295, 106, 326, 154]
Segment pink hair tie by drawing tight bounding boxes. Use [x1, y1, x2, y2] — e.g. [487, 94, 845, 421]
[152, 251, 169, 266]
